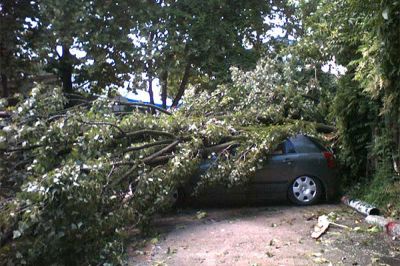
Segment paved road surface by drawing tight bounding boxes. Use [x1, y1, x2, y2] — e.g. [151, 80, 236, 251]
[129, 204, 400, 266]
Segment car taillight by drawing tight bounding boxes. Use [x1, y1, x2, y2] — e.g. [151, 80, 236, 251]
[323, 151, 335, 168]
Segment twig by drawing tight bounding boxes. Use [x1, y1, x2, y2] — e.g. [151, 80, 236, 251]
[112, 161, 137, 166]
[112, 165, 138, 187]
[100, 165, 115, 198]
[47, 114, 68, 122]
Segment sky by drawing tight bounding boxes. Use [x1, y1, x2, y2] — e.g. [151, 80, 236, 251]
[118, 80, 173, 106]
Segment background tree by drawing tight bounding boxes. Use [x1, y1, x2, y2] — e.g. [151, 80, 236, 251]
[291, 0, 400, 194]
[0, 0, 40, 98]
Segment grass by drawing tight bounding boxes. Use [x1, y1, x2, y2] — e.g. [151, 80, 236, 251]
[349, 170, 400, 216]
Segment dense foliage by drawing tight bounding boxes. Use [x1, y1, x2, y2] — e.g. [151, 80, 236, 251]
[295, 0, 400, 207]
[0, 57, 319, 264]
[2, 0, 400, 264]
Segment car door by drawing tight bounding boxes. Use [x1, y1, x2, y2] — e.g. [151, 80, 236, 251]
[192, 158, 248, 205]
[247, 140, 298, 202]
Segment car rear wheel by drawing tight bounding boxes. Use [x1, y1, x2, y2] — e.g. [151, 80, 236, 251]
[288, 176, 322, 205]
[168, 187, 185, 207]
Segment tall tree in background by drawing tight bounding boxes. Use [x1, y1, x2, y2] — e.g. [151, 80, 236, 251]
[2, 0, 294, 103]
[34, 0, 144, 95]
[130, 0, 287, 107]
[36, 0, 85, 94]
[0, 0, 39, 97]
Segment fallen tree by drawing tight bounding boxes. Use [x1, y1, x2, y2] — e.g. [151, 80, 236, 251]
[0, 57, 333, 264]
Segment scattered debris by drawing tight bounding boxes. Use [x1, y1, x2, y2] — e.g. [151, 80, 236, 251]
[367, 226, 381, 233]
[312, 252, 323, 257]
[150, 237, 159, 244]
[304, 213, 318, 221]
[310, 252, 331, 264]
[269, 239, 278, 246]
[166, 247, 178, 254]
[311, 215, 349, 239]
[265, 251, 274, 258]
[196, 210, 207, 220]
[365, 215, 388, 227]
[365, 215, 400, 238]
[386, 222, 400, 239]
[312, 216, 330, 239]
[341, 196, 380, 216]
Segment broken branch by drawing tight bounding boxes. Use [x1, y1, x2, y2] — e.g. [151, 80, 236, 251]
[143, 140, 180, 163]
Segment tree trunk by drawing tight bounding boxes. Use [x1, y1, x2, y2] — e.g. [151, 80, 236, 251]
[1, 73, 9, 98]
[391, 111, 400, 175]
[148, 70, 154, 105]
[147, 56, 154, 105]
[171, 60, 191, 108]
[161, 70, 168, 109]
[146, 31, 155, 108]
[59, 44, 73, 94]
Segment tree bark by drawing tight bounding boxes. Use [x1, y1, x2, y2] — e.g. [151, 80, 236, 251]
[145, 31, 155, 109]
[1, 73, 9, 98]
[59, 44, 73, 94]
[161, 70, 168, 109]
[148, 69, 154, 105]
[171, 60, 191, 108]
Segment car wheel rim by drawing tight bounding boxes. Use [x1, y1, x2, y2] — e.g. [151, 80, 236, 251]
[292, 176, 317, 203]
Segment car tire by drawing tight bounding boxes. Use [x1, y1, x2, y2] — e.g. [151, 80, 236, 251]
[288, 175, 322, 205]
[169, 187, 185, 207]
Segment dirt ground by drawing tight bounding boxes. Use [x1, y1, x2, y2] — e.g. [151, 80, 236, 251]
[128, 204, 400, 266]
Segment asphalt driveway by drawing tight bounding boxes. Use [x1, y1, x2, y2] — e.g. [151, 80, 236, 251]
[128, 204, 400, 266]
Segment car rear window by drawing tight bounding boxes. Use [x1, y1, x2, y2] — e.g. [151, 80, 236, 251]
[289, 135, 326, 153]
[306, 136, 328, 152]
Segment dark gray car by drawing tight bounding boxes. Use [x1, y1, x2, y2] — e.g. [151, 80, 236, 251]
[177, 135, 338, 206]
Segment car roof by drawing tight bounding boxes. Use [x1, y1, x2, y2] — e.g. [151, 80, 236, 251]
[289, 134, 326, 153]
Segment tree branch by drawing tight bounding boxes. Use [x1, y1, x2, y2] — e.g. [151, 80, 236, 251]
[143, 140, 180, 163]
[315, 123, 336, 133]
[202, 141, 240, 155]
[77, 119, 126, 136]
[0, 111, 10, 118]
[144, 154, 174, 165]
[124, 139, 174, 153]
[171, 58, 191, 108]
[122, 129, 175, 139]
[113, 100, 172, 115]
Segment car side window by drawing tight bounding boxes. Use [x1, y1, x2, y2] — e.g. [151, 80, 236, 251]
[284, 140, 296, 154]
[271, 143, 284, 155]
